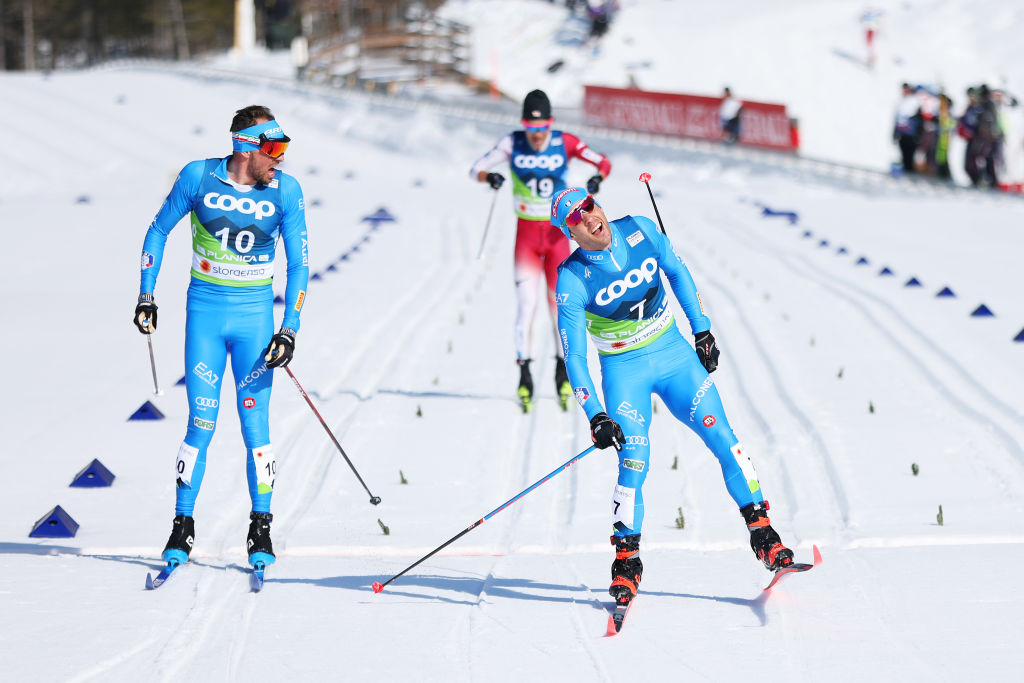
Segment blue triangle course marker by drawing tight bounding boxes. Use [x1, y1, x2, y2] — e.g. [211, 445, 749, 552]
[273, 294, 284, 305]
[361, 208, 396, 226]
[175, 375, 186, 386]
[310, 273, 323, 281]
[936, 286, 956, 298]
[802, 230, 813, 238]
[879, 267, 894, 276]
[760, 207, 799, 224]
[855, 256, 870, 265]
[971, 304, 994, 317]
[1014, 328, 1024, 342]
[837, 247, 848, 254]
[70, 458, 115, 488]
[29, 505, 79, 538]
[326, 263, 338, 272]
[819, 239, 829, 247]
[905, 277, 922, 287]
[128, 400, 164, 421]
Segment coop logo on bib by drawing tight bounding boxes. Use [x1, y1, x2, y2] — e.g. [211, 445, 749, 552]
[595, 257, 658, 305]
[513, 154, 564, 170]
[203, 192, 276, 221]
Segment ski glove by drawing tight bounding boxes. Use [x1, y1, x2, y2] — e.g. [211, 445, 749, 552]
[694, 330, 720, 374]
[264, 328, 296, 369]
[586, 174, 603, 194]
[134, 294, 158, 334]
[486, 172, 505, 190]
[590, 412, 624, 451]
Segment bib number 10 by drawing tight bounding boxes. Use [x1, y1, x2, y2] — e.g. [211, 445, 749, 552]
[215, 227, 254, 254]
[525, 177, 555, 198]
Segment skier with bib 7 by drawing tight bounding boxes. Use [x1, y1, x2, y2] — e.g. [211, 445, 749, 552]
[471, 90, 612, 412]
[551, 187, 794, 611]
[134, 105, 309, 577]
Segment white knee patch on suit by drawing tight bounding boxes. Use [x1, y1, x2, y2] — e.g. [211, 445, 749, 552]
[613, 484, 636, 529]
[175, 442, 199, 486]
[730, 443, 761, 494]
[251, 444, 276, 492]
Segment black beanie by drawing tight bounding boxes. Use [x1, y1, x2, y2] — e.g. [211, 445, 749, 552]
[522, 89, 552, 120]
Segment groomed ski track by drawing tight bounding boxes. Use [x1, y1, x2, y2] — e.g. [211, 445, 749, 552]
[3, 64, 1023, 682]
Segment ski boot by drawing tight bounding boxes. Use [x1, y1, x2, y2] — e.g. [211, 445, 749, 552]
[555, 356, 571, 412]
[161, 514, 194, 567]
[247, 512, 277, 568]
[740, 501, 794, 571]
[609, 534, 643, 606]
[517, 359, 534, 413]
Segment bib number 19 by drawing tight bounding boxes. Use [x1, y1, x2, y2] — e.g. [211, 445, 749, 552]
[525, 177, 555, 198]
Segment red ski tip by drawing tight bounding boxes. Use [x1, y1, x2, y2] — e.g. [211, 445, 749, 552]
[371, 582, 384, 593]
[639, 172, 652, 183]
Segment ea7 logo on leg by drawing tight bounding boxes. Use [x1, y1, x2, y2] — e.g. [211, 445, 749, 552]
[193, 362, 220, 387]
[616, 401, 646, 425]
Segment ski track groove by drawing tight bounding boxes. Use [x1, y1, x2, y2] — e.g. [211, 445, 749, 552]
[711, 207, 1024, 486]
[704, 269, 851, 523]
[562, 560, 614, 683]
[677, 226, 852, 531]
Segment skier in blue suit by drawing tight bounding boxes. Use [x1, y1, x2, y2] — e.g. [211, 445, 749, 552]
[552, 187, 794, 608]
[133, 105, 309, 570]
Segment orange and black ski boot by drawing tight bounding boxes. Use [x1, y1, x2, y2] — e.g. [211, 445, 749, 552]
[740, 501, 794, 571]
[609, 534, 643, 605]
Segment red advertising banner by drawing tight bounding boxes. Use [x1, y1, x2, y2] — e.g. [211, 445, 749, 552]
[583, 85, 798, 152]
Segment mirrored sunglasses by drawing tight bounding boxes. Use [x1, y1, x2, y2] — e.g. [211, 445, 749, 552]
[522, 118, 552, 134]
[565, 196, 596, 228]
[259, 132, 291, 159]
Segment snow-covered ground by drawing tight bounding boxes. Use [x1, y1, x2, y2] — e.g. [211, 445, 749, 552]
[441, 0, 1024, 180]
[3, 2, 1024, 681]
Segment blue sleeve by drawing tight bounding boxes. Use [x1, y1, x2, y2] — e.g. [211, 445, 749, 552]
[278, 176, 310, 332]
[556, 267, 605, 421]
[139, 161, 203, 295]
[638, 216, 711, 335]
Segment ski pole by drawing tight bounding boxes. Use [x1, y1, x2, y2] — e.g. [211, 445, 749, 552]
[146, 335, 163, 396]
[284, 365, 381, 506]
[638, 172, 667, 234]
[475, 187, 499, 260]
[371, 444, 597, 593]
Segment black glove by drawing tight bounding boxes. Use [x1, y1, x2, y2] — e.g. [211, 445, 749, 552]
[263, 328, 296, 369]
[590, 412, 624, 451]
[585, 174, 603, 194]
[694, 330, 720, 373]
[486, 172, 505, 190]
[134, 294, 158, 334]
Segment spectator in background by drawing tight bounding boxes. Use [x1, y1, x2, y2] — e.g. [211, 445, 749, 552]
[960, 85, 1001, 187]
[915, 86, 939, 175]
[894, 82, 922, 173]
[976, 85, 1003, 187]
[934, 94, 955, 180]
[720, 87, 742, 143]
[587, 0, 612, 39]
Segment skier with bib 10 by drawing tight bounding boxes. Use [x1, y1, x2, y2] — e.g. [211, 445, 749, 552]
[133, 105, 309, 578]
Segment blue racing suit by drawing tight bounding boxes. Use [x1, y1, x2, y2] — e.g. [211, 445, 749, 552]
[139, 156, 309, 516]
[556, 216, 765, 538]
